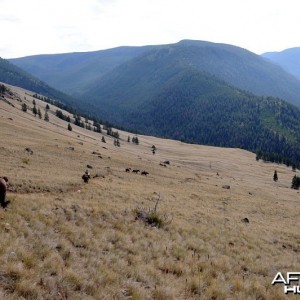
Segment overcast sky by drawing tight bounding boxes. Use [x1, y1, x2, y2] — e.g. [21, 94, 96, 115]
[1, 0, 300, 58]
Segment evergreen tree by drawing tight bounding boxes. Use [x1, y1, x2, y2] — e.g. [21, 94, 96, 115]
[132, 136, 139, 145]
[68, 123, 72, 131]
[44, 111, 49, 122]
[21, 103, 27, 112]
[273, 170, 278, 182]
[37, 108, 42, 119]
[291, 175, 300, 190]
[128, 136, 130, 142]
[101, 136, 106, 143]
[32, 104, 37, 117]
[45, 104, 50, 110]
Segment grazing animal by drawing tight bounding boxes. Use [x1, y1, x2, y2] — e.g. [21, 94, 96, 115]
[125, 168, 131, 173]
[132, 169, 140, 174]
[82, 170, 91, 183]
[141, 171, 149, 176]
[0, 177, 8, 208]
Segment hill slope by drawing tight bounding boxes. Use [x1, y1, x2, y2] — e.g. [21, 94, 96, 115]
[262, 47, 300, 80]
[0, 57, 76, 106]
[10, 40, 300, 106]
[0, 82, 298, 299]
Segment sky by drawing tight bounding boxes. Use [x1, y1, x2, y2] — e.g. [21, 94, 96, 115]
[1, 0, 300, 58]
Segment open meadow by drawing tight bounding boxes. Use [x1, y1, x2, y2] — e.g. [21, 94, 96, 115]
[0, 83, 299, 299]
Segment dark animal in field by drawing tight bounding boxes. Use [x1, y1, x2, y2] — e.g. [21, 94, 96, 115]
[82, 170, 91, 183]
[141, 171, 149, 176]
[222, 185, 230, 190]
[125, 168, 131, 173]
[0, 177, 8, 208]
[132, 169, 140, 174]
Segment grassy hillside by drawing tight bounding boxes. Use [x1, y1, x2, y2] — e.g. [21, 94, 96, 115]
[262, 47, 300, 80]
[0, 82, 298, 299]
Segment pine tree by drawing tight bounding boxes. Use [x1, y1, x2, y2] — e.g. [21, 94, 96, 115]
[45, 104, 50, 110]
[32, 105, 37, 117]
[273, 170, 278, 182]
[68, 123, 72, 131]
[38, 108, 42, 119]
[101, 136, 106, 143]
[127, 136, 130, 142]
[21, 103, 27, 112]
[44, 111, 49, 122]
[291, 175, 300, 189]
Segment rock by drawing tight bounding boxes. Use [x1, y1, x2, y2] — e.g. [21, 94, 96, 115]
[242, 217, 249, 223]
[86, 165, 93, 169]
[222, 185, 230, 189]
[68, 147, 75, 151]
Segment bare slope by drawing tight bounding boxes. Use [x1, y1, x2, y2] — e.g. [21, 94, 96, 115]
[0, 83, 299, 299]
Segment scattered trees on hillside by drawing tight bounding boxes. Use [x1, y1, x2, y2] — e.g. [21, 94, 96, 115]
[68, 123, 72, 131]
[107, 127, 120, 139]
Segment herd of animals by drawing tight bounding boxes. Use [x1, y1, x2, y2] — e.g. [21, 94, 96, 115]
[81, 168, 150, 184]
[125, 168, 149, 176]
[0, 166, 152, 207]
[0, 167, 151, 207]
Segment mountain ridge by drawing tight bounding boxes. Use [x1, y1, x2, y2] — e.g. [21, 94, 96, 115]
[9, 40, 300, 107]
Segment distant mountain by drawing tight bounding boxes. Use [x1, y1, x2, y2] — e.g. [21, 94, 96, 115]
[9, 40, 300, 107]
[82, 55, 300, 165]
[262, 47, 300, 80]
[0, 57, 77, 106]
[9, 46, 154, 96]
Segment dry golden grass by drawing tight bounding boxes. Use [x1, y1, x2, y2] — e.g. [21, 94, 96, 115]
[0, 82, 299, 299]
